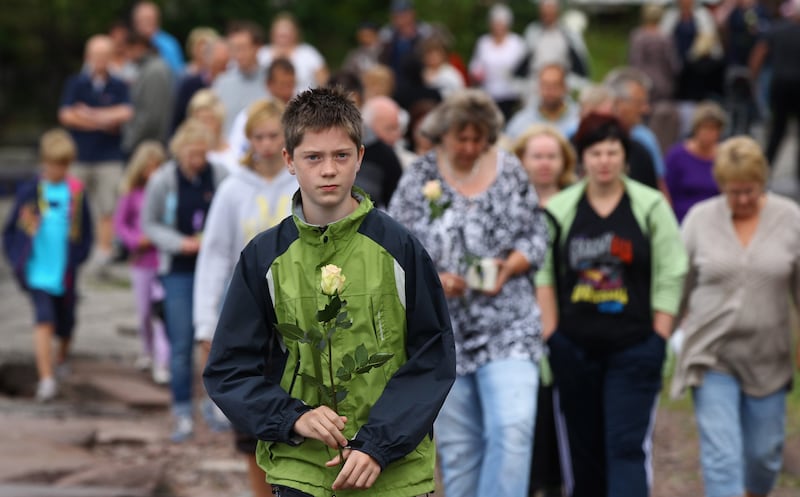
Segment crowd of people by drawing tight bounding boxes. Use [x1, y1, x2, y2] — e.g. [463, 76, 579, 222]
[3, 0, 800, 496]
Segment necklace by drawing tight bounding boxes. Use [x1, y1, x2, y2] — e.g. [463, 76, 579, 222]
[441, 152, 481, 186]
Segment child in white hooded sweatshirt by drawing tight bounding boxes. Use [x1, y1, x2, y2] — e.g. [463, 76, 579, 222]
[193, 98, 296, 497]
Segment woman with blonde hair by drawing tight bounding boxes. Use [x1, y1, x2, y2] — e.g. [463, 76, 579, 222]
[193, 99, 296, 497]
[513, 124, 577, 206]
[672, 136, 800, 497]
[512, 124, 575, 497]
[187, 89, 239, 172]
[141, 118, 228, 442]
[113, 141, 170, 384]
[184, 27, 219, 75]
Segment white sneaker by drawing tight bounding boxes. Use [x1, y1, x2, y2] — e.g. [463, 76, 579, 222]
[134, 355, 153, 371]
[35, 377, 58, 402]
[152, 364, 170, 385]
[171, 415, 194, 443]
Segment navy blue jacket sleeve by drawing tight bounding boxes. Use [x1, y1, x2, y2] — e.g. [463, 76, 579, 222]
[202, 234, 311, 443]
[352, 217, 456, 469]
[3, 181, 36, 288]
[73, 191, 94, 267]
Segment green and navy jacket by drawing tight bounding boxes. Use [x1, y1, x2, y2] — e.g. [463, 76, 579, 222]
[204, 189, 456, 497]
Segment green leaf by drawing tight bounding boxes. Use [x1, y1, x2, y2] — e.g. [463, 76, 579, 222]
[317, 386, 331, 405]
[342, 354, 355, 372]
[316, 295, 342, 322]
[300, 373, 323, 389]
[336, 311, 349, 323]
[338, 320, 353, 329]
[367, 352, 394, 368]
[335, 389, 348, 403]
[355, 344, 368, 367]
[307, 328, 323, 346]
[275, 323, 308, 342]
[336, 367, 351, 382]
[353, 352, 395, 375]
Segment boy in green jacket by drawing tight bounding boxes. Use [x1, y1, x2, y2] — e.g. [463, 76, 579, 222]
[203, 87, 456, 497]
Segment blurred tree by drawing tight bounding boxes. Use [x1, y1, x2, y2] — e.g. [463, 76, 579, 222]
[0, 0, 543, 145]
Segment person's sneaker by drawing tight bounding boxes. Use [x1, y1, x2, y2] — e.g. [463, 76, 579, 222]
[35, 377, 58, 402]
[134, 355, 153, 371]
[151, 363, 170, 385]
[55, 361, 71, 380]
[170, 415, 194, 443]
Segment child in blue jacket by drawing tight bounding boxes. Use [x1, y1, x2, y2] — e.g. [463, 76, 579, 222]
[2, 128, 93, 401]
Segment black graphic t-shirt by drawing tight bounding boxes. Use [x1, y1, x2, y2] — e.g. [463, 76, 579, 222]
[558, 192, 652, 353]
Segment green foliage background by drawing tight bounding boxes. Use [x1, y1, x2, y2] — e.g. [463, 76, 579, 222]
[0, 0, 638, 145]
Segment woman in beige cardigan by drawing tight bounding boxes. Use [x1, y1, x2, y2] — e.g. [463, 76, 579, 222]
[672, 136, 800, 497]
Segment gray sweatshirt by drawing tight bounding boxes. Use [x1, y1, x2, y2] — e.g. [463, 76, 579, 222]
[141, 160, 228, 274]
[193, 164, 298, 341]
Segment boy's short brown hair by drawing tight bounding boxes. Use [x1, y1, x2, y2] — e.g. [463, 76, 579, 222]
[282, 87, 363, 156]
[39, 128, 77, 164]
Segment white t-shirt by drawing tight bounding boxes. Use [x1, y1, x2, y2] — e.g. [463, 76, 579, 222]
[257, 43, 325, 94]
[533, 28, 569, 72]
[425, 64, 465, 99]
[469, 33, 527, 100]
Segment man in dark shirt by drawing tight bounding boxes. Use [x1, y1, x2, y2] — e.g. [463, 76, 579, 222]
[59, 34, 133, 268]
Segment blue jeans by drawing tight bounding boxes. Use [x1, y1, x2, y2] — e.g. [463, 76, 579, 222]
[434, 358, 538, 497]
[692, 370, 787, 497]
[161, 272, 195, 407]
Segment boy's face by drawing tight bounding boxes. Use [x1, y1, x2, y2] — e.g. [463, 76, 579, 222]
[42, 160, 69, 182]
[267, 68, 296, 104]
[283, 127, 364, 222]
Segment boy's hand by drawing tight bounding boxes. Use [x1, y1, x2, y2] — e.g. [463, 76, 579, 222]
[293, 406, 348, 449]
[327, 449, 381, 490]
[19, 204, 40, 235]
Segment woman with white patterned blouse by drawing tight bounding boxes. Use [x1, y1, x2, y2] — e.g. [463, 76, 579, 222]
[388, 89, 548, 497]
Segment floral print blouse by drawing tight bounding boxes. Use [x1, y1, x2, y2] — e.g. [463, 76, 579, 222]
[388, 148, 548, 375]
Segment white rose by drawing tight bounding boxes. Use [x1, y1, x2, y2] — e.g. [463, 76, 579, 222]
[320, 264, 346, 296]
[422, 180, 443, 201]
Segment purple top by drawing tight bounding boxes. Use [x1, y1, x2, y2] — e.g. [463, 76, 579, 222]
[113, 187, 159, 269]
[664, 143, 719, 222]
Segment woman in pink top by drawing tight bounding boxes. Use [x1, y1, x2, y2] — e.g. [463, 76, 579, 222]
[113, 140, 170, 384]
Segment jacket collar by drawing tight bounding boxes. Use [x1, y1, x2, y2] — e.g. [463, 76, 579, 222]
[291, 187, 373, 247]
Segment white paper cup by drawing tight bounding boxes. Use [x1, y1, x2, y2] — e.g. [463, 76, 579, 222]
[465, 258, 498, 291]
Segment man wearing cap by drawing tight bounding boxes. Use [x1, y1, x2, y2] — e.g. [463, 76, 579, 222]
[379, 0, 432, 89]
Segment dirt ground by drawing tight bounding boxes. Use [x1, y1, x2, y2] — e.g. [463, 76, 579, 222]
[2, 355, 799, 497]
